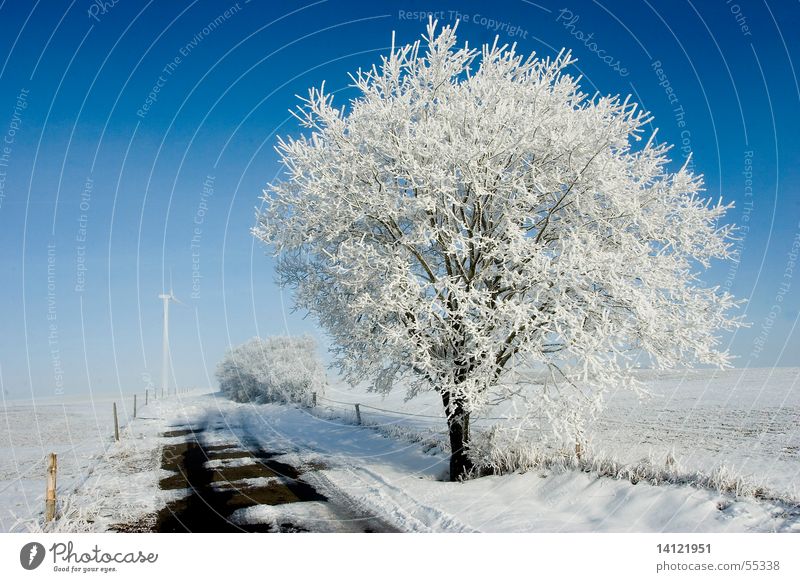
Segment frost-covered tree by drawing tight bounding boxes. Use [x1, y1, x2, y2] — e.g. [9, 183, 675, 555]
[253, 21, 743, 479]
[216, 336, 325, 406]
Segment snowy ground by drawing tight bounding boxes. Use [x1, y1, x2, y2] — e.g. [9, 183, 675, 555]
[0, 394, 132, 531]
[321, 367, 800, 497]
[590, 367, 800, 496]
[1, 368, 798, 532]
[1, 391, 210, 532]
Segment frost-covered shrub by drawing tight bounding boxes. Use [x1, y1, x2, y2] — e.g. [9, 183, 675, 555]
[216, 336, 325, 406]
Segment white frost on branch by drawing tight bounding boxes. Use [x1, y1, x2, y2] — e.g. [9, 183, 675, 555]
[216, 336, 325, 407]
[253, 21, 745, 440]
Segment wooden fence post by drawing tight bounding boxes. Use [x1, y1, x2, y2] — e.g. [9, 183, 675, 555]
[145, 389, 148, 406]
[133, 394, 137, 419]
[45, 453, 57, 522]
[354, 403, 362, 425]
[113, 403, 120, 442]
[312, 392, 317, 407]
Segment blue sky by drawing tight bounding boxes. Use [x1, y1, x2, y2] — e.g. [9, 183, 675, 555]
[0, 0, 798, 399]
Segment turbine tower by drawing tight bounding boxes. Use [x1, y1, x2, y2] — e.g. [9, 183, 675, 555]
[158, 280, 182, 397]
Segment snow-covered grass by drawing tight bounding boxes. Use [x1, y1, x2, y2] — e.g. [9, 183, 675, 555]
[2, 367, 797, 532]
[318, 367, 800, 500]
[586, 367, 800, 496]
[0, 395, 127, 531]
[1, 392, 202, 532]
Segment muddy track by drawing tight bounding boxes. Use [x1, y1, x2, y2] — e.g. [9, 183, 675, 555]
[149, 425, 397, 533]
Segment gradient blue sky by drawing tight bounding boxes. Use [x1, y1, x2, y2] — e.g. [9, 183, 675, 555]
[0, 0, 798, 399]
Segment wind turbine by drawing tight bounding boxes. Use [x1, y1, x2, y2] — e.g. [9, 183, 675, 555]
[158, 275, 183, 397]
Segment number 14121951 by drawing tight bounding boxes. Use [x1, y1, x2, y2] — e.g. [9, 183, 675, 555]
[657, 544, 711, 554]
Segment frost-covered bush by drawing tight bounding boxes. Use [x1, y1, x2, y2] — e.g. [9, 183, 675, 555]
[216, 336, 325, 406]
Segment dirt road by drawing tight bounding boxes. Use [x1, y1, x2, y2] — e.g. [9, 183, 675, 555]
[147, 416, 397, 532]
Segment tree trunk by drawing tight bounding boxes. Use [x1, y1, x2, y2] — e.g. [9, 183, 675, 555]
[442, 392, 473, 481]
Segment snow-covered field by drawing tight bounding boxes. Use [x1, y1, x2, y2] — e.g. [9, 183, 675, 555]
[322, 367, 800, 498]
[0, 394, 140, 531]
[1, 367, 797, 532]
[591, 367, 800, 496]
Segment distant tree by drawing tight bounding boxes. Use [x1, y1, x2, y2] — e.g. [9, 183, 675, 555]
[253, 21, 744, 480]
[216, 336, 325, 407]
